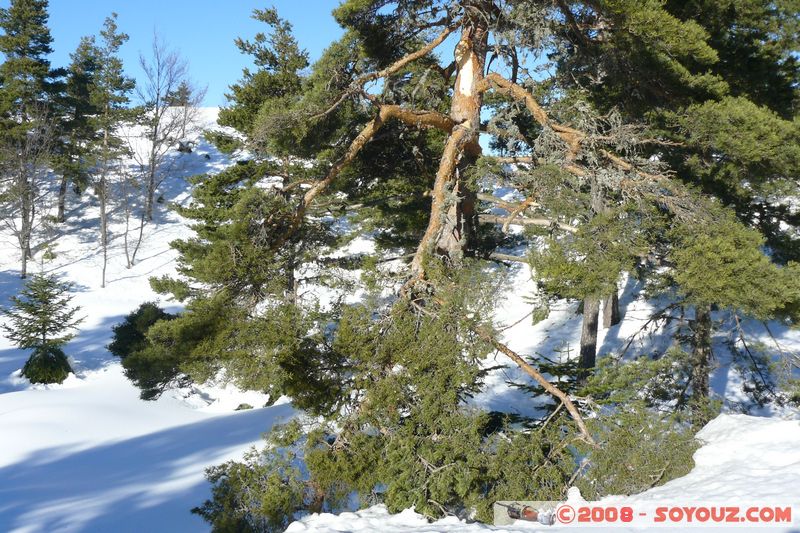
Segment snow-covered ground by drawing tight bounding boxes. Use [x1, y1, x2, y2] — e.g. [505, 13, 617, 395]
[0, 109, 297, 532]
[0, 108, 799, 532]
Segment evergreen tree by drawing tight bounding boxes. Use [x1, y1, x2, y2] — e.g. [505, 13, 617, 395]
[87, 13, 135, 288]
[120, 1, 799, 525]
[1, 273, 83, 384]
[0, 0, 62, 277]
[54, 35, 101, 223]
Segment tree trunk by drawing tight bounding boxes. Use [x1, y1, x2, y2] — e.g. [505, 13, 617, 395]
[19, 175, 33, 278]
[100, 114, 110, 288]
[691, 304, 712, 425]
[602, 291, 620, 328]
[57, 175, 68, 223]
[576, 179, 606, 378]
[579, 297, 600, 380]
[145, 162, 156, 221]
[410, 12, 487, 275]
[99, 185, 108, 288]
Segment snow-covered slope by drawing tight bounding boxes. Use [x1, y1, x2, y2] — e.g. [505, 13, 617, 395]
[0, 109, 296, 532]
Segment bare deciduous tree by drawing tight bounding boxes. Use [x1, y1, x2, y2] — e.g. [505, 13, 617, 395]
[0, 107, 56, 278]
[135, 33, 202, 221]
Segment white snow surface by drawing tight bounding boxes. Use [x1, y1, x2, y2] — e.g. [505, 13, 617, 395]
[0, 108, 798, 532]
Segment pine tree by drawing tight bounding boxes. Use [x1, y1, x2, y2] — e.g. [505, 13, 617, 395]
[1, 273, 83, 383]
[87, 13, 135, 288]
[0, 0, 62, 277]
[131, 2, 799, 524]
[54, 35, 101, 223]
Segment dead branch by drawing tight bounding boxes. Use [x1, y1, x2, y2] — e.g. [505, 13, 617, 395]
[488, 252, 528, 263]
[476, 328, 596, 446]
[502, 196, 538, 232]
[479, 213, 577, 233]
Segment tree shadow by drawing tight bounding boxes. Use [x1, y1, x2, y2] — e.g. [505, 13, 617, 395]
[0, 402, 294, 532]
[0, 308, 138, 393]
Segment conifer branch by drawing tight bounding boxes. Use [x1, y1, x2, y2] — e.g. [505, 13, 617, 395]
[313, 22, 459, 120]
[478, 73, 586, 160]
[273, 104, 455, 251]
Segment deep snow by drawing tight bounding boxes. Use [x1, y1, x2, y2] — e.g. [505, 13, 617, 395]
[0, 108, 798, 532]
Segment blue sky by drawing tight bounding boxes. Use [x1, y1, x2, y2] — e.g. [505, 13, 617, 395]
[2, 1, 345, 106]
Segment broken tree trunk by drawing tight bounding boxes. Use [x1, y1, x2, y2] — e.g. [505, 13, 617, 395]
[691, 304, 712, 426]
[579, 297, 600, 380]
[410, 13, 487, 276]
[602, 291, 621, 328]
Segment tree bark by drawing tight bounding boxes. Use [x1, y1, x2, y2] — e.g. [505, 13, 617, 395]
[57, 175, 68, 223]
[19, 173, 33, 279]
[691, 304, 712, 425]
[410, 12, 487, 276]
[602, 291, 620, 328]
[579, 297, 600, 380]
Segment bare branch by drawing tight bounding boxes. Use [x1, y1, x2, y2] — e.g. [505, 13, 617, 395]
[479, 213, 577, 233]
[475, 328, 596, 446]
[313, 22, 459, 120]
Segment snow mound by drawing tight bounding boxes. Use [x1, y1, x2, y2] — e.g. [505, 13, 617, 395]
[625, 414, 800, 504]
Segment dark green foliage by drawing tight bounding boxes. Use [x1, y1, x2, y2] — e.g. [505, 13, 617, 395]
[120, 294, 232, 400]
[196, 275, 578, 525]
[21, 345, 71, 384]
[202, 130, 241, 154]
[107, 302, 175, 360]
[55, 35, 101, 193]
[1, 273, 82, 350]
[670, 214, 800, 321]
[531, 208, 649, 300]
[584, 348, 695, 410]
[197, 279, 703, 525]
[192, 421, 310, 532]
[577, 405, 699, 499]
[0, 0, 59, 140]
[218, 7, 308, 137]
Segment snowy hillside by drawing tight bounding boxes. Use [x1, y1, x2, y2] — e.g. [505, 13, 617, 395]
[1, 109, 799, 532]
[0, 109, 296, 532]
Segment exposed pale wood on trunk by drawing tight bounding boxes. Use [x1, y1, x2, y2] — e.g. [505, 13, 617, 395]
[409, 18, 488, 277]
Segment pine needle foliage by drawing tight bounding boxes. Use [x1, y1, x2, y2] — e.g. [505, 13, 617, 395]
[1, 273, 83, 383]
